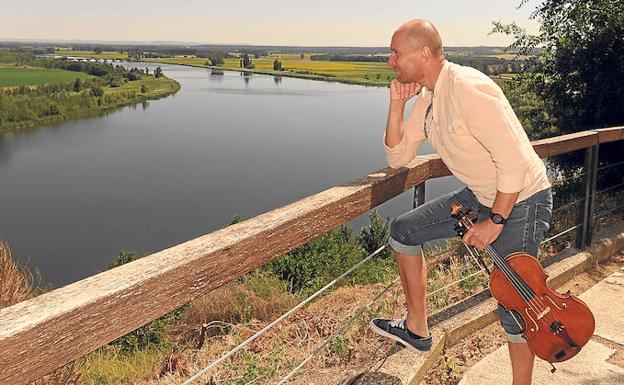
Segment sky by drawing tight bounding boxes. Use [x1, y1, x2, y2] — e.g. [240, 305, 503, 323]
[0, 0, 542, 47]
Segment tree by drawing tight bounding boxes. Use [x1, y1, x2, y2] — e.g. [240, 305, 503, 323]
[358, 210, 392, 259]
[240, 53, 253, 69]
[273, 58, 282, 71]
[209, 55, 224, 65]
[492, 0, 624, 185]
[140, 84, 147, 93]
[154, 66, 162, 78]
[73, 78, 82, 92]
[93, 47, 103, 54]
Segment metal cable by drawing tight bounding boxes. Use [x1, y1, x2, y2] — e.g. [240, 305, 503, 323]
[552, 198, 584, 214]
[540, 223, 582, 244]
[592, 203, 624, 219]
[597, 160, 624, 171]
[275, 277, 401, 385]
[426, 269, 486, 298]
[595, 182, 624, 196]
[180, 244, 387, 385]
[277, 262, 491, 383]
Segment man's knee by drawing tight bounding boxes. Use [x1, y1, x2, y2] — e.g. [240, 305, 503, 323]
[497, 303, 527, 343]
[389, 217, 424, 256]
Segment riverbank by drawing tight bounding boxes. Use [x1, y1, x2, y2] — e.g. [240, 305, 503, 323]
[53, 50, 392, 87]
[0, 75, 180, 133]
[155, 60, 390, 87]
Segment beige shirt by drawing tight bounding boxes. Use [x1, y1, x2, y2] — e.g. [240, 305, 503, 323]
[384, 60, 551, 207]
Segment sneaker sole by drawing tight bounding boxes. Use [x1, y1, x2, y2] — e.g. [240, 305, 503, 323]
[369, 320, 431, 354]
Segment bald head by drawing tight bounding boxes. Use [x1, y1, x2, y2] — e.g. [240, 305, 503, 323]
[395, 19, 444, 56]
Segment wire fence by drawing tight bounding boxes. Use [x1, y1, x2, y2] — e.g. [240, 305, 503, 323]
[181, 166, 624, 384]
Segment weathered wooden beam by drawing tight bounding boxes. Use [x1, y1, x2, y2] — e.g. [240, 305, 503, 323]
[0, 159, 433, 384]
[595, 126, 624, 144]
[531, 131, 599, 158]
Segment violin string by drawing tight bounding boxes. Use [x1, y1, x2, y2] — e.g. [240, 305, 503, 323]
[461, 215, 536, 303]
[458, 208, 560, 329]
[484, 244, 558, 326]
[461, 214, 554, 325]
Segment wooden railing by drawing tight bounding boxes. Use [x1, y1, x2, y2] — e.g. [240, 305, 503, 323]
[0, 126, 622, 384]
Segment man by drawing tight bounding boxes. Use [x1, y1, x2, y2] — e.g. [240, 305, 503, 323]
[370, 19, 553, 385]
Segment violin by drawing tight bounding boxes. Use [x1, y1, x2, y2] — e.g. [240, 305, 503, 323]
[451, 203, 595, 365]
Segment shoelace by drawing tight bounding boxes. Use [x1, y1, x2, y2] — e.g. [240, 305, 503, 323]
[388, 314, 431, 339]
[389, 314, 408, 329]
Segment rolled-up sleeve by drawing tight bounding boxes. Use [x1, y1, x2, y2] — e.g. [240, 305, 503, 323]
[383, 94, 427, 169]
[454, 78, 530, 193]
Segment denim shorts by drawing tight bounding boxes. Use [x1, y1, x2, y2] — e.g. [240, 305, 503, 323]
[388, 187, 553, 342]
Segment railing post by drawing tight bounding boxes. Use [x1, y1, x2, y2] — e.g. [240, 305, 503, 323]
[413, 182, 425, 209]
[576, 144, 599, 249]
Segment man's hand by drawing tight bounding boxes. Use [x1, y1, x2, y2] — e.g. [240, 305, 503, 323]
[462, 219, 504, 250]
[390, 80, 420, 103]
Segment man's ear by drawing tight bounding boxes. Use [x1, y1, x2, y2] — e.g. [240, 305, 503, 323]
[420, 47, 431, 62]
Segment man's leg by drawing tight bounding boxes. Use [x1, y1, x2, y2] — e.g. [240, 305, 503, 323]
[509, 342, 535, 385]
[370, 187, 480, 352]
[396, 251, 429, 336]
[486, 188, 552, 385]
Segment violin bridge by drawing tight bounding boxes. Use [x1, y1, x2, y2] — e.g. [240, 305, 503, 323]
[537, 306, 551, 320]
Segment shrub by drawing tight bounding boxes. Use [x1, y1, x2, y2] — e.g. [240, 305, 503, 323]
[106, 251, 184, 354]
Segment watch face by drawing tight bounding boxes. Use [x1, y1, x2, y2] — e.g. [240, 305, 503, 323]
[491, 213, 504, 224]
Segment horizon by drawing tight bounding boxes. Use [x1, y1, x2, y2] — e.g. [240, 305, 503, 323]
[1, 0, 541, 47]
[0, 38, 518, 49]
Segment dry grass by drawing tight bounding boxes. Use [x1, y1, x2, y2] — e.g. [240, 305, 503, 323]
[132, 251, 490, 385]
[0, 241, 36, 309]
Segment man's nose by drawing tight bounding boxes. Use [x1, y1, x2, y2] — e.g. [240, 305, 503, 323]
[387, 56, 395, 68]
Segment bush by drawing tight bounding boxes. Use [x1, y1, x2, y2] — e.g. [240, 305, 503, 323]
[183, 271, 297, 329]
[358, 210, 392, 259]
[266, 225, 361, 295]
[90, 86, 104, 97]
[105, 251, 185, 355]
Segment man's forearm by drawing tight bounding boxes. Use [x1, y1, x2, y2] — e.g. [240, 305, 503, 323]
[385, 101, 406, 148]
[490, 190, 521, 219]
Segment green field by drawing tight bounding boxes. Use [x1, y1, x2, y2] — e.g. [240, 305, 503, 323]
[0, 67, 89, 87]
[144, 53, 396, 86]
[52, 48, 395, 85]
[55, 48, 129, 60]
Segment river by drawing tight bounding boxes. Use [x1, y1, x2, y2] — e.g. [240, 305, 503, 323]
[0, 62, 461, 287]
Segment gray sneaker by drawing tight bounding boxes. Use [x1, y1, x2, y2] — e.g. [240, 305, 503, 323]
[370, 316, 432, 353]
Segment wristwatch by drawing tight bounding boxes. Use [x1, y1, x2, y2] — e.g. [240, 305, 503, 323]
[489, 212, 507, 225]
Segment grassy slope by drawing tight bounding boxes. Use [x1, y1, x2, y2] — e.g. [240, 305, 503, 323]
[0, 66, 89, 87]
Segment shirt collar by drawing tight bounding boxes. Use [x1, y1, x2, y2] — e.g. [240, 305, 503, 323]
[432, 60, 450, 95]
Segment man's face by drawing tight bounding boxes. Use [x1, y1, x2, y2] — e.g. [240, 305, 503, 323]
[388, 31, 422, 83]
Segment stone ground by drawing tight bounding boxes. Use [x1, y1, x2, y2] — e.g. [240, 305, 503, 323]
[423, 252, 624, 385]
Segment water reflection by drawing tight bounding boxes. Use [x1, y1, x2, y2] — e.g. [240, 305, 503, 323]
[242, 72, 252, 85]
